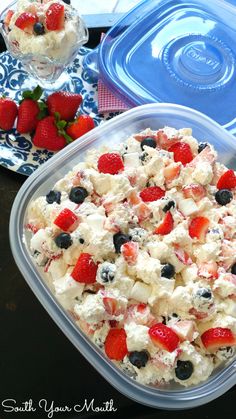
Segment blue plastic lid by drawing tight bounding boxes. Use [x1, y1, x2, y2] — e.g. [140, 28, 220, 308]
[98, 0, 236, 135]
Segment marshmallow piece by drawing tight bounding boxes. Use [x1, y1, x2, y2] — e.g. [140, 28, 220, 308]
[123, 152, 140, 168]
[178, 199, 198, 216]
[130, 281, 152, 303]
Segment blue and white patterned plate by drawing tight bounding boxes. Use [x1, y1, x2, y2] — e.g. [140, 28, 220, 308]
[0, 47, 118, 176]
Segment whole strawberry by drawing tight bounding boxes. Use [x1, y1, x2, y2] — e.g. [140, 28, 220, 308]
[66, 114, 95, 140]
[17, 85, 47, 134]
[47, 91, 82, 121]
[0, 97, 18, 130]
[32, 115, 69, 151]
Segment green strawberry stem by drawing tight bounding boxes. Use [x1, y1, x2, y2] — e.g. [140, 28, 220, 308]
[54, 112, 73, 144]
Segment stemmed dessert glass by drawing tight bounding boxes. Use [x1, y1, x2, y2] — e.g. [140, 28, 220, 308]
[0, 0, 89, 93]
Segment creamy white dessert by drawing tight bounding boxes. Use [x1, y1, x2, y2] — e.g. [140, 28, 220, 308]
[26, 127, 236, 388]
[5, 0, 85, 61]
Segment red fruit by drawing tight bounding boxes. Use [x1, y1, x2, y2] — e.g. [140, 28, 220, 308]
[103, 297, 117, 315]
[149, 323, 180, 352]
[189, 216, 210, 241]
[54, 208, 78, 231]
[33, 116, 67, 151]
[71, 253, 98, 284]
[66, 114, 95, 140]
[15, 12, 38, 34]
[154, 211, 174, 235]
[4, 10, 14, 26]
[201, 327, 236, 351]
[121, 241, 139, 265]
[198, 261, 218, 279]
[174, 245, 192, 265]
[17, 86, 45, 134]
[188, 145, 216, 168]
[104, 328, 128, 361]
[163, 163, 181, 182]
[47, 91, 82, 121]
[155, 130, 179, 150]
[0, 97, 18, 130]
[217, 169, 236, 190]
[183, 184, 206, 202]
[168, 142, 193, 165]
[17, 99, 40, 134]
[140, 186, 165, 202]
[97, 153, 124, 175]
[46, 3, 65, 31]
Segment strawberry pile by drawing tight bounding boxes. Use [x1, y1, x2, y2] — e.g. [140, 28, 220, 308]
[0, 86, 95, 151]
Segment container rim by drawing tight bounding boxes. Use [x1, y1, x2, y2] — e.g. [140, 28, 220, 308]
[9, 103, 236, 409]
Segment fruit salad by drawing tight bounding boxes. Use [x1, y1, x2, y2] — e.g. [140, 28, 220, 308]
[26, 126, 236, 388]
[4, 0, 84, 61]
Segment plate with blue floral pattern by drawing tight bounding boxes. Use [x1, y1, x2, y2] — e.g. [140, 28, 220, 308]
[0, 47, 117, 176]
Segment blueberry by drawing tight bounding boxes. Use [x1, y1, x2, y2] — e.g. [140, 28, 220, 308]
[140, 137, 156, 151]
[215, 189, 233, 206]
[198, 142, 208, 153]
[128, 351, 149, 368]
[231, 263, 236, 275]
[163, 200, 175, 213]
[140, 151, 149, 164]
[175, 360, 193, 380]
[33, 22, 45, 35]
[99, 262, 116, 283]
[79, 238, 85, 244]
[161, 263, 175, 279]
[62, 0, 71, 4]
[113, 232, 130, 253]
[54, 233, 73, 249]
[69, 187, 88, 204]
[46, 190, 61, 204]
[196, 288, 212, 299]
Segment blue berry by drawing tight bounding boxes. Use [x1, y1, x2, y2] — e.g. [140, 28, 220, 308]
[46, 190, 61, 204]
[113, 232, 130, 253]
[33, 22, 45, 35]
[99, 262, 116, 283]
[128, 351, 149, 368]
[140, 137, 156, 151]
[161, 263, 175, 279]
[215, 189, 233, 205]
[63, 0, 71, 4]
[69, 187, 88, 204]
[163, 200, 175, 213]
[198, 142, 208, 153]
[175, 360, 193, 380]
[54, 233, 72, 249]
[231, 263, 236, 275]
[196, 288, 212, 299]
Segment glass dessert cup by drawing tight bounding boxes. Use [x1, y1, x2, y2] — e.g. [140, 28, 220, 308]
[0, 0, 89, 94]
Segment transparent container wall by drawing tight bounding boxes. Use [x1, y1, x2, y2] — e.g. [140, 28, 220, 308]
[10, 104, 236, 410]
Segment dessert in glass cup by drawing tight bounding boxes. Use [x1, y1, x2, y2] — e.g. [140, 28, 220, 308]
[0, 0, 89, 92]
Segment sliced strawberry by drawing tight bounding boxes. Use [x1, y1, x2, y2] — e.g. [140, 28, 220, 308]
[198, 261, 218, 279]
[189, 216, 210, 241]
[217, 169, 236, 190]
[183, 184, 206, 202]
[46, 3, 65, 31]
[188, 145, 216, 168]
[154, 211, 174, 235]
[125, 304, 156, 326]
[149, 323, 180, 352]
[155, 130, 179, 150]
[170, 320, 196, 342]
[140, 186, 165, 202]
[4, 10, 14, 26]
[128, 190, 141, 206]
[163, 163, 181, 182]
[104, 328, 128, 361]
[201, 327, 236, 351]
[134, 202, 152, 222]
[103, 297, 117, 315]
[174, 245, 192, 265]
[53, 208, 78, 231]
[168, 142, 193, 165]
[189, 308, 209, 320]
[15, 12, 38, 34]
[71, 253, 98, 284]
[121, 241, 139, 265]
[97, 153, 124, 175]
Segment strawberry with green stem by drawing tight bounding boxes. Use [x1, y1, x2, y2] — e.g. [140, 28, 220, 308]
[17, 85, 47, 134]
[33, 112, 72, 151]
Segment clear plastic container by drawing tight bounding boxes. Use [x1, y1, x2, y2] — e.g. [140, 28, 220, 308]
[87, 0, 236, 135]
[9, 103, 236, 410]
